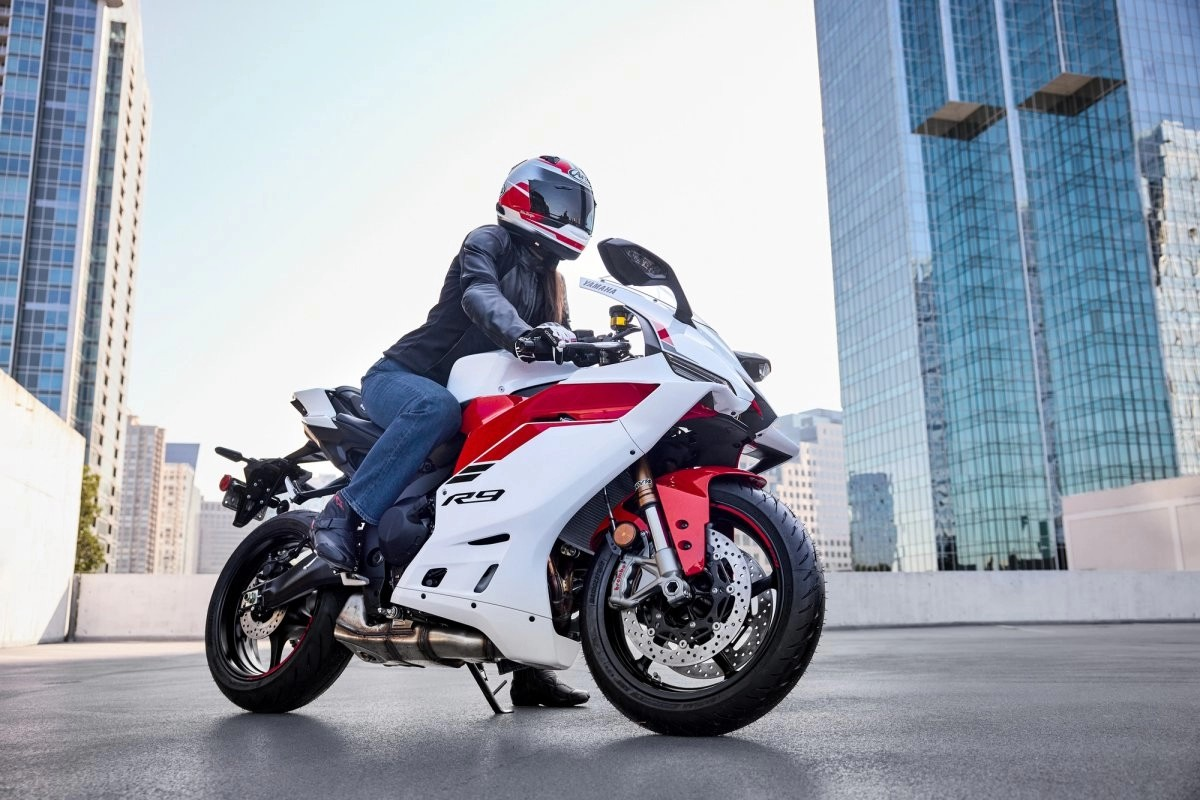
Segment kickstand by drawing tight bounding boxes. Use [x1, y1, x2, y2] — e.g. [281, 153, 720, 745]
[466, 663, 513, 715]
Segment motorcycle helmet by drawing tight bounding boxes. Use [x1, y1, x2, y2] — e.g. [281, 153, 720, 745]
[497, 156, 595, 261]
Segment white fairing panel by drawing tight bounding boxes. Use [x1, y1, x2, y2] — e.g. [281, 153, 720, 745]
[396, 354, 712, 668]
[446, 352, 578, 402]
[756, 422, 800, 460]
[293, 388, 337, 430]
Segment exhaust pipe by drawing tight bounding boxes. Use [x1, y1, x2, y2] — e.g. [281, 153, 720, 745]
[333, 595, 498, 667]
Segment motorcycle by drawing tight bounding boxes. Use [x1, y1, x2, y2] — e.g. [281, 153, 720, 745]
[204, 238, 825, 736]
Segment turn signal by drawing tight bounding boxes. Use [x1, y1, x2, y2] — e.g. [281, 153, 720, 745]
[612, 521, 639, 549]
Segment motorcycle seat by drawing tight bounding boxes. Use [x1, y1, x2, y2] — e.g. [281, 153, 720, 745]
[333, 412, 385, 442]
[332, 386, 369, 419]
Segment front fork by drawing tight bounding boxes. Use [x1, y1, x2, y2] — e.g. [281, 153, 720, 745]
[609, 459, 692, 608]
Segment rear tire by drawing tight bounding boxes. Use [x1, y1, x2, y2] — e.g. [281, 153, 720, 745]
[205, 511, 352, 713]
[581, 482, 824, 736]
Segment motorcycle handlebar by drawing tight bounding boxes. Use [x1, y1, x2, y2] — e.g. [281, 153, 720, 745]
[515, 336, 631, 366]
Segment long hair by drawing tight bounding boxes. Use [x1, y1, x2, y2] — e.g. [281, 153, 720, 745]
[544, 270, 569, 326]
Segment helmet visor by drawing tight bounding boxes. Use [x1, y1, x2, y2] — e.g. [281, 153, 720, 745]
[528, 178, 595, 234]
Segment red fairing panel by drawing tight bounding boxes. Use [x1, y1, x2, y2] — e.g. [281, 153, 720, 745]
[595, 467, 766, 576]
[455, 383, 658, 472]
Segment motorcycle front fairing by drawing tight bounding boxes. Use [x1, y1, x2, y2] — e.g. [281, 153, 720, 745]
[396, 352, 714, 669]
[394, 273, 797, 669]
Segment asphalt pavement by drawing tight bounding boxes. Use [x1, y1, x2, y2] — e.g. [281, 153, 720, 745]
[1, 624, 1197, 800]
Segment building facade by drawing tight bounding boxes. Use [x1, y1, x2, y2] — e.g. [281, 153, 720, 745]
[197, 500, 258, 575]
[0, 0, 150, 569]
[114, 416, 162, 573]
[815, 0, 1200, 571]
[759, 410, 853, 571]
[156, 443, 199, 574]
[157, 460, 199, 575]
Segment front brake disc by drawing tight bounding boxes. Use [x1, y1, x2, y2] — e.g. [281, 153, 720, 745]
[620, 527, 752, 668]
[670, 554, 774, 680]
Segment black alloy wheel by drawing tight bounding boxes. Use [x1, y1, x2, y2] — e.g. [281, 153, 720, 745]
[581, 482, 825, 736]
[205, 510, 352, 713]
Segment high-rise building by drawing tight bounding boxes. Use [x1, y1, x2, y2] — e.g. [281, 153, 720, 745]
[815, 1, 1200, 571]
[157, 445, 200, 574]
[197, 500, 258, 575]
[759, 410, 852, 571]
[164, 442, 199, 469]
[0, 0, 150, 569]
[114, 416, 162, 572]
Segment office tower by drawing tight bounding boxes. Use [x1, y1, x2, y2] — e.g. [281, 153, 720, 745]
[157, 444, 199, 574]
[114, 416, 162, 572]
[815, 0, 1199, 570]
[759, 410, 853, 571]
[0, 0, 150, 568]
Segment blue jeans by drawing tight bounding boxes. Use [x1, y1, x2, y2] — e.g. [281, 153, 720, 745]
[339, 358, 462, 525]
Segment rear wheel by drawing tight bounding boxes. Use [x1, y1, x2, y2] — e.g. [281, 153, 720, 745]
[581, 482, 824, 736]
[205, 511, 352, 713]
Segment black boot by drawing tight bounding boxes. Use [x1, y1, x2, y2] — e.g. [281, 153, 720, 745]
[510, 668, 589, 707]
[311, 492, 360, 572]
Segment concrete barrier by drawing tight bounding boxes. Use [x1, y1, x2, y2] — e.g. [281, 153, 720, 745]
[74, 574, 217, 640]
[824, 571, 1200, 627]
[1, 373, 86, 648]
[69, 570, 1200, 641]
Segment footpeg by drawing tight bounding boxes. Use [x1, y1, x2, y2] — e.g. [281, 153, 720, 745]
[338, 572, 369, 586]
[466, 663, 513, 715]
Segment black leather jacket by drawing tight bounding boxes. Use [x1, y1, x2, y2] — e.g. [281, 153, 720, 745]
[383, 225, 567, 386]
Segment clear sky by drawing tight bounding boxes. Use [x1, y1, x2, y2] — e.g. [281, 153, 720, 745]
[131, 0, 836, 498]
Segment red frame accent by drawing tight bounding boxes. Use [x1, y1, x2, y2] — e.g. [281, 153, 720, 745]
[592, 466, 766, 576]
[455, 383, 658, 472]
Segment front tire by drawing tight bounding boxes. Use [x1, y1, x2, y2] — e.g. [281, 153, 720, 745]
[581, 482, 824, 736]
[205, 510, 352, 713]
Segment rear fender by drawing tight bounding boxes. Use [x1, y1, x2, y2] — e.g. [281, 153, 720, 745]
[595, 467, 766, 576]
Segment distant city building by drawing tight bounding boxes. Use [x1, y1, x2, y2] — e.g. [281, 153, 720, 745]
[847, 473, 898, 571]
[114, 417, 163, 573]
[197, 500, 258, 574]
[157, 446, 200, 574]
[815, 0, 1200, 571]
[0, 0, 151, 570]
[164, 443, 199, 469]
[759, 410, 852, 571]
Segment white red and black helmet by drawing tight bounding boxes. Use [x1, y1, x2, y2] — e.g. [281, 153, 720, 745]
[497, 156, 595, 261]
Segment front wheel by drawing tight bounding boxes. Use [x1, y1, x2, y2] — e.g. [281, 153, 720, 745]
[581, 482, 824, 736]
[205, 510, 352, 713]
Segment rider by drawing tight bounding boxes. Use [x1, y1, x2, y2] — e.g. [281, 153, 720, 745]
[309, 156, 596, 707]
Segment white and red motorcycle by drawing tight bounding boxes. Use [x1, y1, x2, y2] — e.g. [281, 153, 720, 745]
[205, 238, 824, 736]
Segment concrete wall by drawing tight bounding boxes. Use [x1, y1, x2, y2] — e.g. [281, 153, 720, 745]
[1064, 476, 1200, 570]
[74, 574, 217, 639]
[825, 571, 1200, 627]
[0, 372, 86, 648]
[69, 571, 1200, 640]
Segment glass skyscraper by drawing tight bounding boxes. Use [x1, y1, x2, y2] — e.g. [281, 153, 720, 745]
[815, 0, 1199, 571]
[0, 0, 149, 568]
